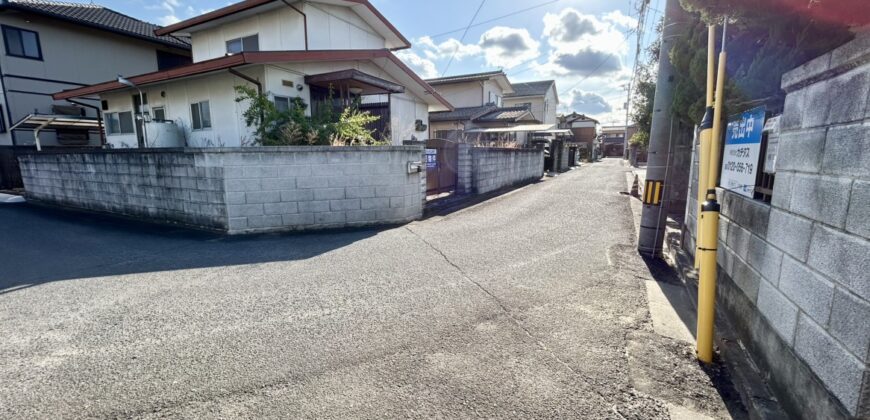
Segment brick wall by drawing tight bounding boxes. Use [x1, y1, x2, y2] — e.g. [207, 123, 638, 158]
[19, 146, 425, 234]
[470, 147, 544, 195]
[683, 31, 870, 419]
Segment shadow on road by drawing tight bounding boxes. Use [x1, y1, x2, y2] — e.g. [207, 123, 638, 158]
[0, 204, 380, 294]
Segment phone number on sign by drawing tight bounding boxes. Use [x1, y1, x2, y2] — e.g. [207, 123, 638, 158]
[723, 161, 754, 175]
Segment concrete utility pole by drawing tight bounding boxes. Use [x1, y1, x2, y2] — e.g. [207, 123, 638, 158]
[637, 0, 691, 256]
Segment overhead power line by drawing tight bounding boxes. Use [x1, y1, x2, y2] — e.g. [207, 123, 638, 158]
[441, 0, 486, 77]
[428, 0, 560, 39]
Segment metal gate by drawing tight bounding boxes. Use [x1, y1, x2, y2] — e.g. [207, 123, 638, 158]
[425, 138, 458, 195]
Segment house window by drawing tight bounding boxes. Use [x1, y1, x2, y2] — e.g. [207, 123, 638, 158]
[190, 100, 211, 130]
[274, 96, 291, 113]
[226, 34, 259, 54]
[105, 111, 134, 135]
[2, 25, 42, 60]
[152, 106, 166, 121]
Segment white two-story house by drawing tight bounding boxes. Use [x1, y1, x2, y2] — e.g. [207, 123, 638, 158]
[53, 0, 452, 148]
[503, 80, 559, 126]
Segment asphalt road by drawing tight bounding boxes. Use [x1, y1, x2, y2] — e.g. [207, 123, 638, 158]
[0, 159, 742, 419]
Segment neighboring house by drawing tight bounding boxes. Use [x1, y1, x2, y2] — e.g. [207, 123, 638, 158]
[559, 112, 599, 153]
[0, 0, 192, 148]
[503, 80, 558, 126]
[425, 70, 542, 142]
[53, 0, 452, 148]
[599, 124, 636, 157]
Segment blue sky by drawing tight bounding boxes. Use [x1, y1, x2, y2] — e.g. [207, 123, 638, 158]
[110, 0, 662, 124]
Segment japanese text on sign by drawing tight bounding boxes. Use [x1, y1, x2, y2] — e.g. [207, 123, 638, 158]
[720, 106, 765, 198]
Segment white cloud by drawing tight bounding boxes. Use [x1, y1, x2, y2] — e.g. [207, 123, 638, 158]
[416, 36, 482, 60]
[478, 26, 540, 69]
[568, 90, 613, 114]
[396, 50, 439, 79]
[603, 10, 638, 29]
[158, 14, 180, 25]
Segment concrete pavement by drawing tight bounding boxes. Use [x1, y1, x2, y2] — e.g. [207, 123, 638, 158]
[0, 159, 744, 418]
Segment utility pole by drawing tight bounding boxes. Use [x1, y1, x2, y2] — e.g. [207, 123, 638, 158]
[637, 0, 690, 256]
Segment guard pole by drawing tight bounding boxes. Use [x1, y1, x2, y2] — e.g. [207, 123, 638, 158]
[697, 20, 728, 364]
[695, 25, 716, 268]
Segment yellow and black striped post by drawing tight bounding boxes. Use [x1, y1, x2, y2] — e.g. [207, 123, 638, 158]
[643, 179, 665, 206]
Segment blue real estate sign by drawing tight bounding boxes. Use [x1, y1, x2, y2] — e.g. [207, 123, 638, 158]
[425, 149, 437, 169]
[721, 106, 766, 198]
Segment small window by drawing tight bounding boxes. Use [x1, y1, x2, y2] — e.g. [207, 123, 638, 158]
[2, 25, 42, 60]
[101, 100, 109, 111]
[274, 96, 291, 113]
[152, 106, 166, 121]
[226, 34, 259, 54]
[106, 111, 134, 135]
[190, 100, 211, 130]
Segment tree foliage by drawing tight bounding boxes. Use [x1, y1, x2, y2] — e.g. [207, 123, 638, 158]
[234, 85, 386, 146]
[666, 0, 853, 124]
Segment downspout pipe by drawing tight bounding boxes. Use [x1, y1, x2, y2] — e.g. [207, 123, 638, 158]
[228, 67, 262, 96]
[66, 98, 106, 147]
[283, 0, 309, 50]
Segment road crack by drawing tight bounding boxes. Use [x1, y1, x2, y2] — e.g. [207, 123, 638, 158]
[403, 226, 582, 378]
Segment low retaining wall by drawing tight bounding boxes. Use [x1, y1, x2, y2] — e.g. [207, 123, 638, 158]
[19, 146, 425, 234]
[454, 146, 543, 195]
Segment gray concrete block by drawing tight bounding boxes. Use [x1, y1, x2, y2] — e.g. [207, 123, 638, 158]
[260, 178, 296, 191]
[314, 212, 346, 225]
[360, 197, 390, 210]
[822, 122, 870, 179]
[264, 202, 298, 215]
[276, 165, 311, 177]
[776, 128, 826, 173]
[829, 288, 870, 363]
[794, 314, 866, 415]
[781, 52, 831, 91]
[313, 188, 345, 201]
[731, 255, 762, 303]
[298, 200, 330, 213]
[727, 224, 753, 261]
[281, 212, 314, 227]
[771, 171, 794, 211]
[781, 88, 807, 131]
[280, 189, 314, 202]
[228, 204, 263, 218]
[346, 209, 378, 223]
[845, 180, 870, 240]
[330, 199, 360, 212]
[297, 177, 329, 189]
[245, 190, 281, 204]
[346, 186, 376, 199]
[801, 81, 834, 129]
[757, 278, 800, 344]
[747, 234, 784, 284]
[225, 178, 261, 192]
[789, 174, 852, 229]
[767, 209, 814, 261]
[228, 217, 248, 231]
[825, 68, 870, 125]
[779, 256, 835, 325]
[807, 225, 870, 301]
[247, 215, 283, 229]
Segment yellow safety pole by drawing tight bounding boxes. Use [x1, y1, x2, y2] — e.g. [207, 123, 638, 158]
[695, 25, 717, 269]
[697, 18, 728, 364]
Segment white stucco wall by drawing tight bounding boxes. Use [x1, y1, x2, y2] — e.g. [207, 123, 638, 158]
[504, 84, 558, 125]
[100, 60, 431, 148]
[430, 78, 511, 109]
[190, 2, 386, 63]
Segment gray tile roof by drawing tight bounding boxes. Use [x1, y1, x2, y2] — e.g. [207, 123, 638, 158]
[505, 80, 554, 98]
[473, 106, 536, 123]
[2, 0, 191, 49]
[424, 70, 505, 86]
[429, 105, 496, 122]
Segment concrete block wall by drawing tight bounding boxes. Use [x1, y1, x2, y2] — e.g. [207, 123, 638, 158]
[19, 146, 425, 234]
[683, 31, 870, 419]
[18, 151, 226, 229]
[470, 147, 544, 195]
[207, 147, 424, 233]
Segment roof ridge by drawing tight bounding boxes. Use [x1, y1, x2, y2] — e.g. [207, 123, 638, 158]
[12, 0, 102, 8]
